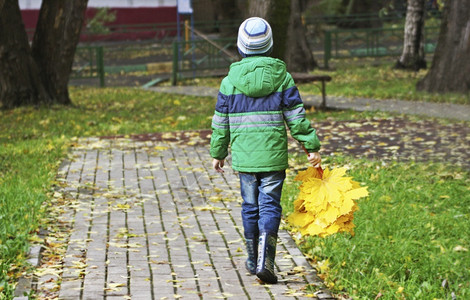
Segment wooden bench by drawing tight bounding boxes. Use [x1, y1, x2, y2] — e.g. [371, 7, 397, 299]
[291, 73, 332, 109]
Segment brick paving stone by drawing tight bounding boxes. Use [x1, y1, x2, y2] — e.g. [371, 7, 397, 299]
[57, 278, 82, 299]
[31, 137, 334, 299]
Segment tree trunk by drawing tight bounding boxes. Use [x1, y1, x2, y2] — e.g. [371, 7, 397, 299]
[31, 0, 89, 105]
[248, 0, 317, 72]
[338, 0, 384, 28]
[416, 0, 470, 93]
[0, 0, 88, 108]
[285, 0, 317, 72]
[248, 0, 271, 17]
[0, 1, 49, 108]
[212, 0, 242, 37]
[248, 0, 289, 59]
[395, 0, 427, 71]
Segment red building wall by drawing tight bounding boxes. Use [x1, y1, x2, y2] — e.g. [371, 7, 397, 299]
[21, 6, 178, 41]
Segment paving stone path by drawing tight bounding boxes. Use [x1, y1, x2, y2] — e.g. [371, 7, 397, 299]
[31, 137, 333, 300]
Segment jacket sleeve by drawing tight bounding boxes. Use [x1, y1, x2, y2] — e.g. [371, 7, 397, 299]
[210, 91, 230, 160]
[282, 75, 321, 152]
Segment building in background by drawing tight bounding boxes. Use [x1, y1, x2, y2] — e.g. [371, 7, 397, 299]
[20, 0, 178, 41]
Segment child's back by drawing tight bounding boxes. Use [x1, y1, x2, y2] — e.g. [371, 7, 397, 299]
[210, 17, 321, 284]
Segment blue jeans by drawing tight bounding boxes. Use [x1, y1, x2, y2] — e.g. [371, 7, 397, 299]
[239, 171, 286, 239]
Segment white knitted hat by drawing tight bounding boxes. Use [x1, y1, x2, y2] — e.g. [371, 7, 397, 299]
[237, 17, 273, 57]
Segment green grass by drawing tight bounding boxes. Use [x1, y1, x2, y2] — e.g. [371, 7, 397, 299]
[1, 80, 468, 299]
[300, 61, 469, 105]
[0, 87, 216, 298]
[190, 60, 470, 105]
[282, 155, 470, 299]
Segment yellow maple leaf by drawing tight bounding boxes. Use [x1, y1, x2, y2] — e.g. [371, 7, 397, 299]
[340, 220, 356, 236]
[319, 205, 340, 225]
[323, 182, 342, 205]
[288, 166, 369, 237]
[288, 211, 314, 228]
[293, 198, 305, 212]
[339, 197, 355, 216]
[304, 199, 326, 216]
[295, 167, 322, 181]
[337, 212, 354, 224]
[303, 222, 324, 236]
[345, 187, 369, 200]
[325, 223, 341, 236]
[351, 180, 362, 189]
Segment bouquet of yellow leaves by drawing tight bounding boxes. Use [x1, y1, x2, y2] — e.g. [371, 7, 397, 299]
[288, 166, 369, 237]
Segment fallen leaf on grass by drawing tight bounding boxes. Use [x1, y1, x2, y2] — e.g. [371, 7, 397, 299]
[453, 245, 468, 252]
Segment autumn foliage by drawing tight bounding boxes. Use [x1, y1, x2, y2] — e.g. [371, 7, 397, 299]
[288, 166, 369, 237]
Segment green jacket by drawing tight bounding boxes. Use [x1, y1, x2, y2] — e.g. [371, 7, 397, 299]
[210, 56, 320, 172]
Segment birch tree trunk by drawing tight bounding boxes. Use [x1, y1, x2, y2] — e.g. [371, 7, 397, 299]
[417, 0, 470, 93]
[395, 0, 427, 70]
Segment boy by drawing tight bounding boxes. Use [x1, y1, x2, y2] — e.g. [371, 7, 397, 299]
[210, 17, 321, 284]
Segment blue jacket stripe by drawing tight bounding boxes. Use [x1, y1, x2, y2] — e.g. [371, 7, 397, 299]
[215, 92, 229, 113]
[282, 86, 303, 107]
[228, 93, 284, 113]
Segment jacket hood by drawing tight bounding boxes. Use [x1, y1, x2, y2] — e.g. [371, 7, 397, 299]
[227, 56, 287, 98]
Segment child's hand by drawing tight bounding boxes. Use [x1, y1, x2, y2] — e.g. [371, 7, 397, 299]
[213, 159, 225, 173]
[308, 152, 321, 168]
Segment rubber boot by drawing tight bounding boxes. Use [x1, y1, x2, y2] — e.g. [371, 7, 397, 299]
[256, 232, 278, 284]
[245, 237, 258, 275]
